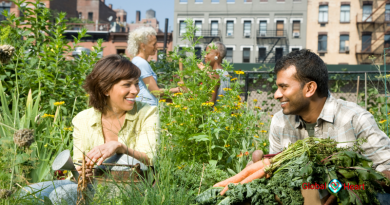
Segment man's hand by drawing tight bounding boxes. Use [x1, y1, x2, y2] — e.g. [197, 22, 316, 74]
[197, 62, 205, 70]
[76, 165, 94, 183]
[85, 141, 122, 166]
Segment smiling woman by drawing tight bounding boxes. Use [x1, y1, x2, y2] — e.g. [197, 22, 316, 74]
[21, 55, 160, 204]
[128, 27, 182, 106]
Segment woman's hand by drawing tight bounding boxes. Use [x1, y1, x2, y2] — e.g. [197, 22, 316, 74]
[76, 165, 94, 183]
[197, 62, 205, 70]
[85, 141, 122, 166]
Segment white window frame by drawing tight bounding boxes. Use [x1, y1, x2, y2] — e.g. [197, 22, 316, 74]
[211, 0, 220, 4]
[192, 18, 205, 24]
[224, 18, 237, 24]
[257, 18, 270, 24]
[179, 0, 188, 4]
[241, 18, 254, 24]
[240, 46, 253, 51]
[177, 18, 187, 24]
[289, 46, 302, 52]
[195, 0, 203, 4]
[274, 18, 286, 23]
[226, 21, 234, 37]
[227, 0, 235, 4]
[273, 46, 286, 51]
[208, 18, 221, 24]
[225, 45, 236, 50]
[289, 18, 303, 23]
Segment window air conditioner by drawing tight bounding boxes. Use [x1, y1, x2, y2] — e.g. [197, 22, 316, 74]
[345, 46, 349, 52]
[260, 32, 266, 37]
[293, 32, 300, 38]
[244, 32, 251, 37]
[227, 32, 233, 36]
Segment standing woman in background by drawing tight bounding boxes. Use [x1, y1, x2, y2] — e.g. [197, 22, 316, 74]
[127, 27, 182, 106]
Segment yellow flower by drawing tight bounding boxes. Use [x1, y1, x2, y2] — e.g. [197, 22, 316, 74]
[42, 114, 55, 118]
[223, 88, 232, 91]
[159, 99, 166, 103]
[252, 143, 254, 146]
[166, 123, 171, 126]
[64, 127, 73, 131]
[85, 94, 90, 97]
[254, 106, 261, 110]
[231, 114, 237, 117]
[218, 95, 223, 97]
[44, 144, 48, 147]
[231, 78, 237, 81]
[259, 123, 264, 125]
[263, 142, 267, 146]
[234, 71, 245, 75]
[224, 144, 230, 147]
[254, 135, 259, 138]
[253, 99, 258, 103]
[182, 106, 188, 110]
[173, 92, 183, 97]
[260, 130, 267, 133]
[202, 102, 214, 106]
[63, 170, 67, 174]
[379, 120, 387, 124]
[55, 45, 58, 48]
[180, 123, 184, 126]
[50, 49, 54, 52]
[225, 126, 230, 130]
[53, 101, 65, 106]
[175, 105, 181, 108]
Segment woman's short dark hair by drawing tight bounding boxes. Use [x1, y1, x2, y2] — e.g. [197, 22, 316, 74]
[83, 54, 141, 113]
[274, 49, 328, 98]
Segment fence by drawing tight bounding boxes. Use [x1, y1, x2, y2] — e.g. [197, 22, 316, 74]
[229, 71, 390, 115]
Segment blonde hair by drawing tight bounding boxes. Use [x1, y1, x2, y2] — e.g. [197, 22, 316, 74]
[127, 27, 157, 56]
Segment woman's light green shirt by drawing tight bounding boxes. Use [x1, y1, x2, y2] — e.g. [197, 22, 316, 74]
[72, 102, 160, 165]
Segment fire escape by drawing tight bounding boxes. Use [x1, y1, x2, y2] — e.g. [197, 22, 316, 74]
[255, 29, 289, 64]
[356, 0, 390, 64]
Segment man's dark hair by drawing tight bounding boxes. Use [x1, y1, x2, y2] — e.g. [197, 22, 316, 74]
[83, 54, 141, 113]
[274, 49, 328, 98]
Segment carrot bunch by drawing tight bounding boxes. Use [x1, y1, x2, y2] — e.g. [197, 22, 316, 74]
[213, 153, 272, 195]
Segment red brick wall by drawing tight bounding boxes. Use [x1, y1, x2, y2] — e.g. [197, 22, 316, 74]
[77, 0, 100, 22]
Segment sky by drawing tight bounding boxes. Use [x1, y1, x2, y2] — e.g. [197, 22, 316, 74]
[105, 0, 174, 32]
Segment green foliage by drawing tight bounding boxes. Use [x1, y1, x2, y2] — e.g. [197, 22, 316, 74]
[0, 0, 101, 117]
[158, 19, 269, 170]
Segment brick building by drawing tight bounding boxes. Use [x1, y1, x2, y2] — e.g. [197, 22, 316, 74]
[0, 0, 78, 20]
[77, 0, 116, 23]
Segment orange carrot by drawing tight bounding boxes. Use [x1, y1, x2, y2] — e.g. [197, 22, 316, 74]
[214, 158, 271, 187]
[220, 183, 238, 196]
[240, 168, 267, 184]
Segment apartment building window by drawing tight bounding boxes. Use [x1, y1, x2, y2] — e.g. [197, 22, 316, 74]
[226, 48, 233, 62]
[340, 5, 350, 22]
[258, 48, 266, 62]
[319, 5, 328, 23]
[277, 0, 285, 2]
[244, 0, 252, 2]
[259, 21, 267, 36]
[243, 48, 250, 63]
[195, 0, 203, 3]
[362, 34, 371, 52]
[211, 0, 219, 3]
[78, 12, 82, 19]
[291, 48, 300, 52]
[117, 49, 125, 55]
[292, 21, 300, 37]
[362, 5, 372, 22]
[276, 21, 284, 36]
[318, 35, 327, 51]
[179, 21, 186, 36]
[195, 21, 202, 36]
[0, 3, 11, 20]
[226, 21, 234, 37]
[386, 4, 390, 22]
[385, 34, 390, 48]
[275, 48, 283, 63]
[260, 0, 268, 2]
[179, 0, 188, 3]
[227, 0, 235, 3]
[243, 21, 251, 37]
[211, 21, 219, 36]
[88, 12, 93, 21]
[339, 35, 349, 52]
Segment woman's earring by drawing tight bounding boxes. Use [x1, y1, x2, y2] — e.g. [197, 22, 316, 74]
[214, 56, 218, 60]
[106, 94, 109, 96]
